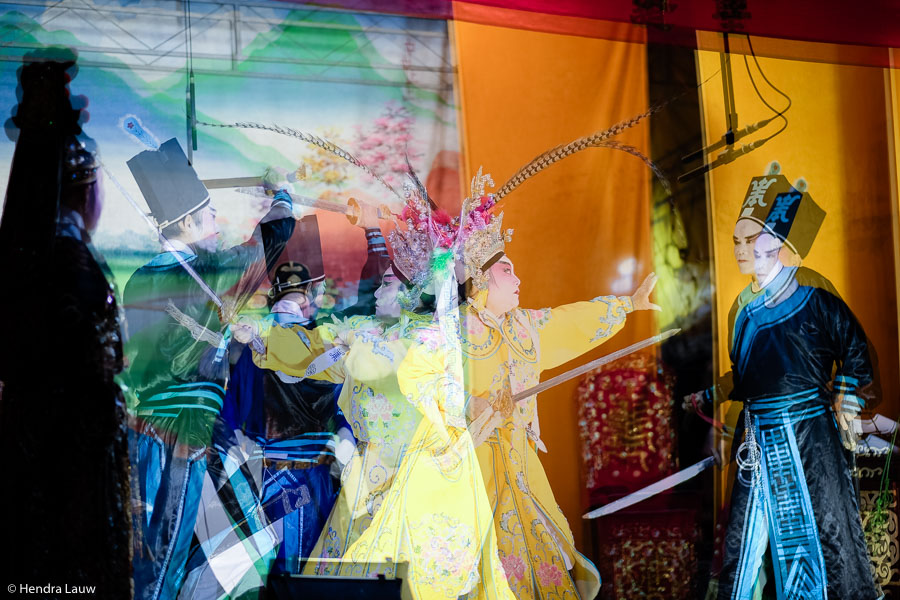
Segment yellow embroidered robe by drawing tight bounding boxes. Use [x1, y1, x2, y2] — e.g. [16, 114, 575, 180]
[255, 315, 426, 571]
[337, 320, 516, 599]
[256, 314, 513, 599]
[460, 295, 634, 600]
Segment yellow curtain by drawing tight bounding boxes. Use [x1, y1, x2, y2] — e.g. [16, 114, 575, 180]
[890, 51, 900, 386]
[697, 34, 900, 511]
[697, 33, 899, 415]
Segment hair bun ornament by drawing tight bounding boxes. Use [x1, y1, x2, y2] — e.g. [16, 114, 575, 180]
[62, 137, 98, 186]
[766, 161, 781, 176]
[792, 177, 808, 193]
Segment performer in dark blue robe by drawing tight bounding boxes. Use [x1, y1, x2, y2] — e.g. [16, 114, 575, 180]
[218, 211, 390, 575]
[123, 139, 295, 600]
[717, 171, 880, 600]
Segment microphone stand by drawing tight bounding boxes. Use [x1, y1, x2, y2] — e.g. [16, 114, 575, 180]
[720, 32, 739, 148]
[680, 32, 750, 182]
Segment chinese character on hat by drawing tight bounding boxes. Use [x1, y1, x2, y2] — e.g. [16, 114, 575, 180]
[738, 161, 825, 259]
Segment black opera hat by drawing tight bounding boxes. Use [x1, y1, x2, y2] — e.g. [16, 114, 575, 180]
[267, 215, 326, 305]
[127, 138, 209, 230]
[739, 161, 825, 259]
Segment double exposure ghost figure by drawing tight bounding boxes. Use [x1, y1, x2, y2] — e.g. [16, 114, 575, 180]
[0, 58, 132, 599]
[123, 139, 295, 600]
[716, 164, 880, 600]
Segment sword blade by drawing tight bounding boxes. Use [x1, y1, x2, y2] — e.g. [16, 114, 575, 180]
[511, 328, 680, 403]
[233, 187, 355, 216]
[203, 176, 265, 189]
[231, 186, 393, 220]
[203, 176, 392, 220]
[582, 456, 715, 519]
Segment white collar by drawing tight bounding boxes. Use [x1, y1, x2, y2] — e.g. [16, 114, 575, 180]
[760, 261, 784, 289]
[161, 238, 195, 257]
[466, 298, 506, 329]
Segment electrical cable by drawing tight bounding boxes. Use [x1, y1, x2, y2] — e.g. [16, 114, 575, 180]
[742, 35, 791, 145]
[747, 35, 792, 113]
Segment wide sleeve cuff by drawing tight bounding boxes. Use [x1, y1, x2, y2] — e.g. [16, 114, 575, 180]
[271, 189, 292, 208]
[835, 374, 863, 410]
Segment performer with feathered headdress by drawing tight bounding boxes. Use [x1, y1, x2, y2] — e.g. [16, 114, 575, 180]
[446, 163, 659, 600]
[245, 175, 515, 599]
[240, 108, 666, 598]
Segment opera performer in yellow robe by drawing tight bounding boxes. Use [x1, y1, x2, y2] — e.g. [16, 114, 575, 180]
[455, 170, 660, 600]
[249, 186, 515, 599]
[249, 300, 432, 577]
[336, 247, 515, 600]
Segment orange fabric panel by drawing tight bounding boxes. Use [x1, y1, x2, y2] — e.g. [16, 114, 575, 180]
[453, 5, 655, 549]
[452, 1, 645, 44]
[453, 2, 897, 69]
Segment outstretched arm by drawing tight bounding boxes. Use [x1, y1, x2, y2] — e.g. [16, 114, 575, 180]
[233, 318, 346, 383]
[332, 202, 391, 320]
[535, 272, 659, 371]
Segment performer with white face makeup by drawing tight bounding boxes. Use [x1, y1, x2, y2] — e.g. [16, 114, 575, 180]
[207, 208, 389, 588]
[245, 179, 516, 599]
[374, 266, 405, 319]
[684, 163, 841, 424]
[123, 141, 297, 600]
[753, 231, 784, 289]
[455, 170, 659, 600]
[713, 168, 880, 600]
[248, 112, 680, 597]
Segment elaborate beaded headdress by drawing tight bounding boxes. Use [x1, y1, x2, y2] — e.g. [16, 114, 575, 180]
[387, 170, 457, 307]
[388, 180, 437, 287]
[455, 167, 513, 291]
[63, 138, 99, 186]
[387, 166, 512, 294]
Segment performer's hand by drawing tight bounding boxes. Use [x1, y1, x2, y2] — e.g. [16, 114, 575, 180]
[334, 427, 356, 468]
[702, 427, 724, 467]
[347, 197, 381, 228]
[835, 411, 862, 451]
[469, 408, 504, 448]
[262, 166, 293, 195]
[833, 393, 862, 451]
[357, 202, 379, 229]
[232, 317, 258, 346]
[466, 394, 492, 423]
[631, 272, 661, 312]
[682, 391, 705, 413]
[330, 330, 353, 353]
